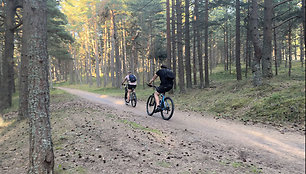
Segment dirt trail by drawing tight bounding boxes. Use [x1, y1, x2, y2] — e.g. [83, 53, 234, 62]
[57, 87, 305, 173]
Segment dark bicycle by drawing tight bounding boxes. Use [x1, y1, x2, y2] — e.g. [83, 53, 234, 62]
[124, 84, 137, 107]
[146, 84, 174, 120]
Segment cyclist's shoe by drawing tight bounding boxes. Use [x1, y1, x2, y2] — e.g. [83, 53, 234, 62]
[125, 100, 129, 105]
[155, 105, 162, 112]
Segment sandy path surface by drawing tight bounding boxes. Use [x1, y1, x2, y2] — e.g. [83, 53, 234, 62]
[57, 87, 305, 173]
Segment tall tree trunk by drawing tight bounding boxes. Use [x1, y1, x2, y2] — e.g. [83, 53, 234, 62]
[172, 0, 177, 89]
[103, 22, 108, 87]
[24, 0, 54, 172]
[204, 0, 209, 87]
[195, 0, 204, 88]
[288, 22, 292, 77]
[112, 10, 121, 88]
[166, 0, 172, 69]
[1, 0, 15, 111]
[110, 11, 115, 87]
[176, 0, 185, 93]
[250, 0, 262, 86]
[185, 0, 192, 88]
[229, 25, 232, 74]
[300, 26, 304, 67]
[303, 0, 306, 60]
[245, 0, 251, 78]
[193, 12, 197, 86]
[236, 0, 242, 80]
[94, 13, 101, 87]
[273, 24, 278, 75]
[262, 0, 273, 78]
[122, 24, 127, 75]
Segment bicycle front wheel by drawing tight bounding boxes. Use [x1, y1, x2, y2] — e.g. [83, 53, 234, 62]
[161, 97, 174, 120]
[146, 95, 156, 116]
[131, 92, 137, 107]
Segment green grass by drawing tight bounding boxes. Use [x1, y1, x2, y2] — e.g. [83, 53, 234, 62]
[54, 61, 305, 127]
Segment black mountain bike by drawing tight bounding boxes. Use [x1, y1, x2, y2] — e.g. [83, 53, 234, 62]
[146, 84, 174, 120]
[124, 84, 137, 107]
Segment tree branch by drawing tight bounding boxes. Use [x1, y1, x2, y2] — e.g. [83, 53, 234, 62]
[273, 15, 299, 29]
[273, 0, 294, 9]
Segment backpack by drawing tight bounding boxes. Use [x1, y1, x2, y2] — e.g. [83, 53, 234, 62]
[129, 74, 137, 82]
[165, 69, 175, 80]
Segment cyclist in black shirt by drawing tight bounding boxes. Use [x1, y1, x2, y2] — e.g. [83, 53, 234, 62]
[148, 65, 174, 111]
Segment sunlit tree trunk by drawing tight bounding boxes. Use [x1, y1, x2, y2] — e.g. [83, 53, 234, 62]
[24, 0, 54, 172]
[94, 11, 101, 87]
[300, 26, 304, 67]
[103, 22, 109, 87]
[110, 10, 115, 87]
[112, 10, 122, 88]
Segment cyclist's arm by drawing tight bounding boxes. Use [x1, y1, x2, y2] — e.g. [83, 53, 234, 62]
[122, 77, 127, 85]
[149, 74, 158, 84]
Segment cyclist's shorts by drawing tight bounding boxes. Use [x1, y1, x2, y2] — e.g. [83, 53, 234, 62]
[128, 84, 137, 90]
[156, 85, 172, 93]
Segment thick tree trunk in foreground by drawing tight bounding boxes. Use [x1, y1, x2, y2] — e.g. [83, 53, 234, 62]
[0, 0, 15, 111]
[262, 0, 273, 78]
[23, 0, 54, 173]
[250, 0, 262, 86]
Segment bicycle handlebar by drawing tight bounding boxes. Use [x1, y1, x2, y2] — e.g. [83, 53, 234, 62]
[146, 83, 157, 88]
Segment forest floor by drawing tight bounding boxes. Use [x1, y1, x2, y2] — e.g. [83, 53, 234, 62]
[0, 88, 304, 174]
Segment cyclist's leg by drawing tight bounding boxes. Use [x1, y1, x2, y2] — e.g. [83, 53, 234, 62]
[154, 91, 160, 106]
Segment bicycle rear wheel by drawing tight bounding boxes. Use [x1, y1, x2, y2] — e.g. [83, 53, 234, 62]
[146, 95, 156, 116]
[161, 97, 174, 120]
[131, 92, 137, 107]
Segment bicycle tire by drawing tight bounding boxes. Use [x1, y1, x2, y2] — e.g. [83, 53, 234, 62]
[131, 92, 137, 107]
[146, 95, 156, 116]
[161, 97, 174, 120]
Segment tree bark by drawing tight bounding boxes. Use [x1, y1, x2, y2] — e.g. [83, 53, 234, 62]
[112, 10, 122, 88]
[235, 0, 242, 80]
[204, 0, 209, 87]
[176, 0, 185, 93]
[195, 0, 204, 88]
[24, 0, 54, 172]
[300, 26, 304, 67]
[192, 12, 197, 86]
[1, 0, 16, 111]
[94, 11, 101, 87]
[185, 0, 192, 88]
[166, 0, 172, 69]
[172, 0, 177, 89]
[262, 0, 273, 78]
[110, 10, 115, 87]
[250, 0, 262, 86]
